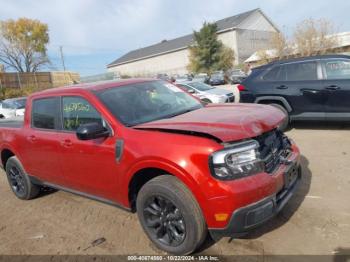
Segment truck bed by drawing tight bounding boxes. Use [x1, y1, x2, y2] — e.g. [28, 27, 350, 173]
[0, 117, 24, 128]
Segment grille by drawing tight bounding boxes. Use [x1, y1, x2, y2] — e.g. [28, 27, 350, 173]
[255, 129, 291, 173]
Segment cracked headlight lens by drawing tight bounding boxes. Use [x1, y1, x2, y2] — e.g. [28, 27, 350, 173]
[210, 140, 264, 180]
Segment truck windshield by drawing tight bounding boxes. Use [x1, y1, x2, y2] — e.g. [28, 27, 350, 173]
[96, 80, 203, 126]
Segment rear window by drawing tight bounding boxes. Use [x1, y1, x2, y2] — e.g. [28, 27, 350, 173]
[2, 98, 26, 109]
[323, 59, 350, 79]
[32, 97, 60, 130]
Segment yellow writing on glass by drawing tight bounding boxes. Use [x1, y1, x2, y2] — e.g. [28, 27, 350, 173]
[64, 118, 81, 130]
[64, 103, 90, 112]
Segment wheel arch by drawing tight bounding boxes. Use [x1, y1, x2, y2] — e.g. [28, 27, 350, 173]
[128, 167, 170, 212]
[1, 148, 15, 170]
[125, 161, 207, 214]
[255, 96, 292, 112]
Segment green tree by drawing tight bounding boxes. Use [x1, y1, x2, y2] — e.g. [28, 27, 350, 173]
[187, 22, 234, 74]
[0, 18, 50, 72]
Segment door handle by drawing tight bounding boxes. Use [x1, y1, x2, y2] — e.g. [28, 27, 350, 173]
[325, 85, 340, 91]
[60, 139, 73, 147]
[276, 85, 288, 89]
[302, 89, 320, 94]
[27, 135, 37, 142]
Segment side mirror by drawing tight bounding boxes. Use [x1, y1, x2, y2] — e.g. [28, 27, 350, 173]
[76, 122, 110, 140]
[188, 89, 195, 94]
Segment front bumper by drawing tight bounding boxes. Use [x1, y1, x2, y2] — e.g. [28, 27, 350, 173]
[209, 165, 301, 240]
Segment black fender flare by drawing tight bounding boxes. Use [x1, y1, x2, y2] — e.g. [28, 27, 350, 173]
[254, 96, 292, 113]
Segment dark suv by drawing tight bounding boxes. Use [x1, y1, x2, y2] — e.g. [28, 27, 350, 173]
[239, 55, 350, 130]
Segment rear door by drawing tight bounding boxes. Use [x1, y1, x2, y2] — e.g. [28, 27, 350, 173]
[281, 60, 327, 117]
[321, 58, 350, 117]
[20, 97, 64, 184]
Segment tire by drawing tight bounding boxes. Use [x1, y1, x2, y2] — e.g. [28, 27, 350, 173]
[270, 103, 290, 132]
[5, 156, 40, 200]
[136, 175, 207, 255]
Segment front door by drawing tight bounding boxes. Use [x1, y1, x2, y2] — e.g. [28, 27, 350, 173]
[321, 58, 350, 117]
[57, 96, 120, 201]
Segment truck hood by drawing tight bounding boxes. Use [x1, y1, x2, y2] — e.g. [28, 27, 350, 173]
[133, 103, 285, 142]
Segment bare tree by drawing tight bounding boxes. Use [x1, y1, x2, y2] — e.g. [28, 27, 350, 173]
[293, 18, 338, 57]
[270, 32, 290, 59]
[0, 18, 50, 72]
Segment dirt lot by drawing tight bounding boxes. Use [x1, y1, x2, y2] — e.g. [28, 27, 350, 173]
[0, 123, 350, 256]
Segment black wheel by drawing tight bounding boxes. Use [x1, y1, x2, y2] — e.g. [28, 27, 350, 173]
[270, 103, 290, 131]
[136, 176, 207, 255]
[5, 156, 40, 200]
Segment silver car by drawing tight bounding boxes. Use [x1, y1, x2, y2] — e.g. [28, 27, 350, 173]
[176, 81, 234, 103]
[0, 97, 27, 119]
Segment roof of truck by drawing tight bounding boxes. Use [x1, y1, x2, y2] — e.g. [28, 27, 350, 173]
[31, 78, 156, 97]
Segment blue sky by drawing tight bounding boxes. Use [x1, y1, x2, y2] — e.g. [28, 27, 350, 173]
[1, 0, 350, 76]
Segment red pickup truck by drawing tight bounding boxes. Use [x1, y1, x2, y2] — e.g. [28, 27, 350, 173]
[0, 79, 301, 254]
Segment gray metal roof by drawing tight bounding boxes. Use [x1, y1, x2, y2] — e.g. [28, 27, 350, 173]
[108, 8, 259, 67]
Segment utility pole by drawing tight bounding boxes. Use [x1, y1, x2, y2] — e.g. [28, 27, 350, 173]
[59, 46, 66, 72]
[59, 46, 69, 84]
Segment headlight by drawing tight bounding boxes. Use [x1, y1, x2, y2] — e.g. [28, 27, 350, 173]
[209, 140, 264, 180]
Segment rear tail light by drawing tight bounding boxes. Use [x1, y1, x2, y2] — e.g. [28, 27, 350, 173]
[237, 84, 246, 91]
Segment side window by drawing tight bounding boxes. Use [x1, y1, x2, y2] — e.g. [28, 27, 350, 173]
[32, 97, 60, 130]
[263, 66, 282, 81]
[62, 96, 102, 131]
[285, 61, 318, 81]
[323, 59, 350, 79]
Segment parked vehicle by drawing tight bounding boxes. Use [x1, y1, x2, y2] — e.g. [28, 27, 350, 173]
[228, 69, 247, 84]
[0, 79, 301, 255]
[239, 55, 350, 130]
[0, 97, 27, 119]
[156, 73, 170, 81]
[192, 73, 209, 83]
[176, 81, 234, 103]
[174, 74, 192, 83]
[208, 72, 226, 85]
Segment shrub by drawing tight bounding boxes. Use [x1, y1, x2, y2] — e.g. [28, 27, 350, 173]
[0, 86, 43, 100]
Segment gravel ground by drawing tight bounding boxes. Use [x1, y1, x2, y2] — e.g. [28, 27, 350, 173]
[0, 123, 349, 256]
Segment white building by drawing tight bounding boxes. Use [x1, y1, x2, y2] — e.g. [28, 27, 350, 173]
[107, 8, 279, 77]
